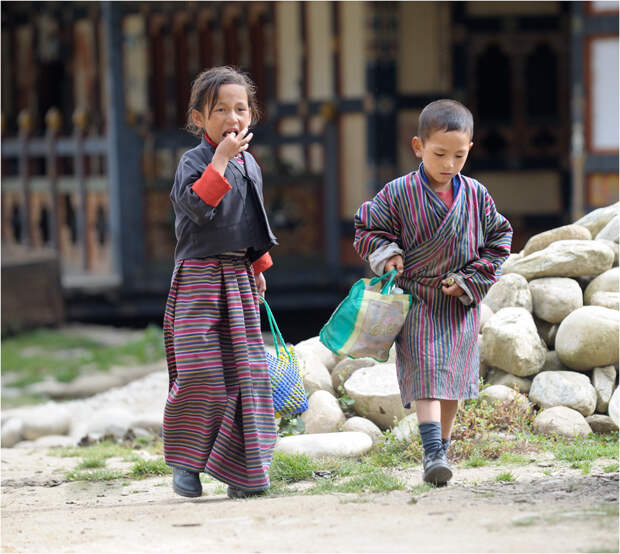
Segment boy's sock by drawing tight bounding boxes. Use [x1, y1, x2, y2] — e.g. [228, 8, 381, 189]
[442, 437, 451, 453]
[418, 421, 443, 456]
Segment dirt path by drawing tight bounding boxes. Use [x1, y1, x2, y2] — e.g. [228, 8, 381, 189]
[1, 447, 618, 553]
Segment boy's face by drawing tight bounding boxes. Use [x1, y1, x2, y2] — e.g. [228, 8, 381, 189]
[192, 83, 252, 144]
[411, 130, 473, 189]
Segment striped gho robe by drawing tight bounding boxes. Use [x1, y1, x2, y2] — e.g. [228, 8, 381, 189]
[353, 164, 512, 407]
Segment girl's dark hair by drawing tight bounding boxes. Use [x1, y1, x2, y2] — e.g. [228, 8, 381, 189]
[418, 99, 474, 142]
[185, 66, 261, 136]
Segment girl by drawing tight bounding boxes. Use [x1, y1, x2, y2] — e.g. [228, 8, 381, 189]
[354, 99, 512, 485]
[163, 66, 278, 499]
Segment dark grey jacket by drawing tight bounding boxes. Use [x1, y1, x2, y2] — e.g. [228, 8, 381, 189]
[170, 136, 278, 263]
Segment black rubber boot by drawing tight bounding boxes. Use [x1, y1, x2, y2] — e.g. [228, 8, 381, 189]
[172, 467, 202, 498]
[226, 486, 267, 499]
[423, 449, 453, 486]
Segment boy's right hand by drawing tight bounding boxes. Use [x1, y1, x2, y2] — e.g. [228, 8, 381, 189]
[212, 128, 253, 175]
[385, 254, 404, 276]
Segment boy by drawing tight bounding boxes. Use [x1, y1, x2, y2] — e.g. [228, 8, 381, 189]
[353, 99, 512, 485]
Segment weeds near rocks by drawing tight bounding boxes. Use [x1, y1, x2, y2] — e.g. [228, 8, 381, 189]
[65, 468, 125, 481]
[496, 471, 516, 482]
[602, 463, 619, 473]
[129, 458, 170, 479]
[270, 452, 317, 483]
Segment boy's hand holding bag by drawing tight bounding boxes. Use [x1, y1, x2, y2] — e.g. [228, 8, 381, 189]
[319, 269, 412, 362]
[260, 297, 309, 418]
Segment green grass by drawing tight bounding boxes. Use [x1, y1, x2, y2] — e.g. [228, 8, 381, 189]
[545, 434, 619, 464]
[464, 454, 488, 468]
[495, 471, 516, 482]
[498, 451, 529, 464]
[270, 452, 318, 483]
[602, 463, 619, 472]
[49, 440, 132, 460]
[66, 468, 125, 481]
[75, 457, 106, 470]
[1, 324, 164, 388]
[308, 470, 405, 495]
[129, 458, 171, 479]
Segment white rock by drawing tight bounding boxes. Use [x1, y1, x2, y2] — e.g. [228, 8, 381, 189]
[21, 405, 72, 440]
[485, 368, 531, 393]
[483, 274, 532, 313]
[296, 337, 341, 371]
[555, 306, 620, 371]
[1, 418, 23, 448]
[31, 435, 76, 448]
[480, 303, 494, 331]
[541, 351, 569, 373]
[480, 385, 531, 411]
[585, 414, 619, 433]
[528, 278, 583, 324]
[331, 357, 376, 391]
[522, 224, 592, 257]
[128, 412, 163, 434]
[344, 364, 414, 429]
[609, 387, 620, 427]
[341, 417, 383, 446]
[529, 371, 597, 416]
[584, 268, 619, 305]
[589, 292, 620, 310]
[503, 240, 614, 281]
[592, 366, 617, 414]
[533, 406, 592, 438]
[480, 308, 546, 377]
[301, 390, 346, 434]
[597, 239, 619, 266]
[595, 215, 619, 242]
[574, 202, 619, 237]
[391, 413, 419, 442]
[72, 407, 134, 440]
[275, 432, 373, 458]
[296, 351, 335, 396]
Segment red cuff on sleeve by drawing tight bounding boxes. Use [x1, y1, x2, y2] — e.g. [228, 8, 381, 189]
[191, 164, 232, 207]
[252, 253, 273, 274]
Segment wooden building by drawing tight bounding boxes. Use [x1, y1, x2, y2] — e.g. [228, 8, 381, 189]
[1, 1, 618, 321]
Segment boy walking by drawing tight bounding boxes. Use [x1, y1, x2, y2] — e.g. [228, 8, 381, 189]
[353, 99, 512, 485]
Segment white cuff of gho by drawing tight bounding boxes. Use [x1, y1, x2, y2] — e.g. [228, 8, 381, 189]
[369, 243, 405, 276]
[448, 273, 474, 306]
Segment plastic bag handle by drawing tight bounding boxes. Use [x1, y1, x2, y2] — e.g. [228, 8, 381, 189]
[259, 297, 292, 362]
[369, 269, 398, 295]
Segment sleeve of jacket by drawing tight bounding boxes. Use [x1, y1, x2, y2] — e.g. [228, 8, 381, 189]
[353, 182, 403, 265]
[170, 155, 232, 226]
[452, 185, 513, 305]
[252, 252, 273, 274]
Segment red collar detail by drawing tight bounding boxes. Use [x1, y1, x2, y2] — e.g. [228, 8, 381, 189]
[204, 133, 218, 148]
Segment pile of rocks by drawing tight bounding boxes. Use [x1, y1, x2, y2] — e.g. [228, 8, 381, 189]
[279, 202, 620, 457]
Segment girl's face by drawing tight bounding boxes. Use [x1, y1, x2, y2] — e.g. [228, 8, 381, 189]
[192, 83, 252, 144]
[411, 130, 473, 190]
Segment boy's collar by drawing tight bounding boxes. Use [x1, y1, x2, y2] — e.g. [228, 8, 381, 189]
[418, 163, 461, 197]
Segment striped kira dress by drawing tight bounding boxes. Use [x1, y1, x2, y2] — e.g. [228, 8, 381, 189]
[354, 165, 512, 407]
[162, 256, 276, 491]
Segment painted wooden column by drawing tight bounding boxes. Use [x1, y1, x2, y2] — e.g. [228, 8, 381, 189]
[102, 1, 145, 289]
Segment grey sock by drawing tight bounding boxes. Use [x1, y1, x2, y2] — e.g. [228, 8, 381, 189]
[418, 421, 442, 457]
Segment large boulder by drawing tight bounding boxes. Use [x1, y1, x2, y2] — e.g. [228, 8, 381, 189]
[583, 268, 619, 305]
[275, 432, 373, 458]
[585, 415, 619, 434]
[574, 202, 619, 237]
[503, 240, 614, 281]
[589, 292, 620, 310]
[522, 224, 591, 257]
[529, 371, 597, 416]
[501, 253, 523, 275]
[331, 357, 376, 391]
[296, 350, 335, 396]
[295, 336, 341, 372]
[480, 385, 531, 411]
[534, 317, 558, 349]
[482, 274, 532, 313]
[595, 215, 619, 242]
[21, 405, 72, 440]
[555, 306, 619, 371]
[301, 390, 346, 434]
[1, 418, 23, 448]
[592, 366, 617, 413]
[597, 239, 619, 266]
[71, 407, 134, 441]
[480, 308, 546, 377]
[480, 303, 494, 331]
[533, 406, 592, 438]
[528, 278, 583, 324]
[341, 417, 383, 446]
[485, 367, 532, 393]
[541, 350, 570, 373]
[391, 413, 420, 442]
[344, 364, 414, 429]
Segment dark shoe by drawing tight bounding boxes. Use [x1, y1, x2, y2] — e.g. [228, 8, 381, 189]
[226, 485, 267, 499]
[423, 448, 453, 485]
[172, 467, 202, 498]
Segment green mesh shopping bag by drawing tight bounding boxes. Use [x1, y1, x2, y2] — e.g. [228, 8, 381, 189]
[319, 269, 412, 362]
[261, 298, 308, 417]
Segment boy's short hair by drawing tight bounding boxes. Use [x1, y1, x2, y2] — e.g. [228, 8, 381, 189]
[418, 99, 474, 141]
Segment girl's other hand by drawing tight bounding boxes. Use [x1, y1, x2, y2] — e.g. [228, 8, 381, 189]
[441, 277, 464, 297]
[255, 272, 266, 297]
[212, 128, 254, 174]
[385, 254, 404, 276]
